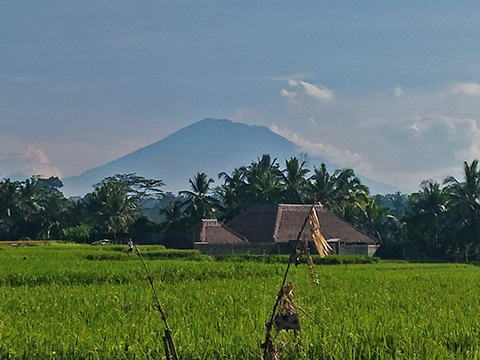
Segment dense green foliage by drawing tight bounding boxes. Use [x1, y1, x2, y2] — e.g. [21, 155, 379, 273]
[0, 177, 67, 240]
[2, 243, 480, 359]
[1, 157, 480, 262]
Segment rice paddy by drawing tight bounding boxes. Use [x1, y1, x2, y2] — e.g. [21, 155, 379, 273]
[2, 243, 480, 359]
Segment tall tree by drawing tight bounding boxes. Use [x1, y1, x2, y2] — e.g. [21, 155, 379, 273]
[86, 180, 137, 238]
[356, 195, 393, 245]
[242, 154, 283, 204]
[444, 160, 480, 261]
[85, 174, 163, 238]
[217, 155, 283, 219]
[309, 164, 369, 223]
[380, 192, 409, 220]
[38, 191, 68, 239]
[404, 180, 448, 259]
[308, 163, 334, 205]
[18, 178, 45, 237]
[100, 173, 164, 204]
[0, 179, 22, 239]
[179, 173, 219, 224]
[0, 176, 68, 240]
[280, 157, 310, 203]
[217, 168, 247, 221]
[159, 200, 188, 232]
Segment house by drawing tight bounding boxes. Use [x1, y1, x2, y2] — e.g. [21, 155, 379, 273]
[193, 204, 379, 256]
[191, 219, 248, 245]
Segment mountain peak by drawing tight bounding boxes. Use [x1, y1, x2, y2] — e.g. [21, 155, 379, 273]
[62, 118, 398, 197]
[199, 117, 231, 123]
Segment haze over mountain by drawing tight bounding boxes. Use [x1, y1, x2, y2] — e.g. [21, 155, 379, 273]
[62, 118, 398, 197]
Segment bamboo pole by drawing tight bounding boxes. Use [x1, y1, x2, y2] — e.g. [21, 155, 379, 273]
[262, 204, 316, 359]
[134, 243, 179, 360]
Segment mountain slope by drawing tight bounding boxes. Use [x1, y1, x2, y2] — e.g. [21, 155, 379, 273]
[62, 118, 398, 196]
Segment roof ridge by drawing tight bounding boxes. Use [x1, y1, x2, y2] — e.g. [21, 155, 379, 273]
[221, 223, 249, 242]
[201, 219, 221, 226]
[200, 220, 207, 242]
[273, 204, 283, 241]
[325, 211, 378, 244]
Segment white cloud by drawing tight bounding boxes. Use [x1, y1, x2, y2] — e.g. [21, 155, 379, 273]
[248, 80, 480, 192]
[453, 118, 480, 160]
[0, 141, 62, 179]
[26, 145, 51, 165]
[410, 115, 458, 136]
[280, 88, 298, 103]
[288, 80, 334, 101]
[282, 79, 334, 104]
[394, 86, 404, 97]
[270, 73, 312, 82]
[358, 113, 480, 188]
[449, 82, 480, 97]
[270, 124, 373, 176]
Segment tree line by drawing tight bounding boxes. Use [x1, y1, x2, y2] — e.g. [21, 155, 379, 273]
[1, 155, 479, 262]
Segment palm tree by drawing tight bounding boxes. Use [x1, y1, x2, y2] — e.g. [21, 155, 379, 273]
[84, 174, 165, 239]
[443, 160, 480, 261]
[11, 177, 55, 239]
[217, 155, 283, 217]
[0, 179, 22, 239]
[242, 154, 283, 204]
[308, 163, 333, 205]
[280, 157, 310, 203]
[179, 173, 219, 223]
[159, 200, 188, 232]
[405, 179, 449, 259]
[86, 180, 137, 238]
[38, 191, 68, 239]
[0, 177, 69, 240]
[309, 164, 369, 222]
[216, 175, 245, 221]
[385, 191, 409, 219]
[356, 195, 392, 244]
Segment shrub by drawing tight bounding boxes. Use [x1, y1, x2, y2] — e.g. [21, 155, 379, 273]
[63, 225, 92, 243]
[140, 249, 213, 261]
[216, 253, 379, 265]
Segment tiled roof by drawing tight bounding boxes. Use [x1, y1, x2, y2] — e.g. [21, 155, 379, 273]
[225, 204, 278, 243]
[226, 204, 377, 245]
[192, 219, 248, 244]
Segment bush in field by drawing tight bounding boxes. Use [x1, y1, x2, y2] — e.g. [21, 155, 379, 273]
[71, 244, 211, 262]
[85, 252, 130, 261]
[84, 247, 212, 262]
[62, 224, 92, 243]
[216, 253, 378, 265]
[140, 249, 213, 261]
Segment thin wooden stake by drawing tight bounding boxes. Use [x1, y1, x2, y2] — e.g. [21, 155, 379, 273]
[163, 336, 171, 360]
[134, 243, 179, 359]
[165, 329, 179, 360]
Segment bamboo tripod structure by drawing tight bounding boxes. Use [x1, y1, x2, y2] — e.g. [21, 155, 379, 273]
[262, 204, 316, 359]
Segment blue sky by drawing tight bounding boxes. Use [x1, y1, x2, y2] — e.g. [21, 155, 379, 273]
[2, 1, 480, 192]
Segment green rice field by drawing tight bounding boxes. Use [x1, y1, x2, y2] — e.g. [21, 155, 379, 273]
[1, 242, 480, 359]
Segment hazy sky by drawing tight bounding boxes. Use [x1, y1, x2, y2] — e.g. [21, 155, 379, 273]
[2, 1, 480, 192]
